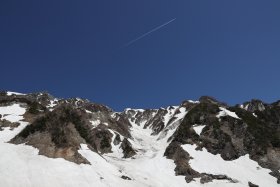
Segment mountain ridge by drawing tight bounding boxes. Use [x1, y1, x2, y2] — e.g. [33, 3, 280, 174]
[0, 91, 279, 187]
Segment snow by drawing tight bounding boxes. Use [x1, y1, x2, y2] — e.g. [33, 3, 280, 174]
[90, 119, 101, 128]
[0, 103, 26, 123]
[48, 99, 58, 108]
[125, 108, 144, 113]
[193, 124, 206, 136]
[47, 99, 58, 111]
[174, 107, 188, 119]
[163, 106, 178, 127]
[0, 141, 132, 187]
[182, 144, 278, 187]
[158, 107, 188, 140]
[0, 122, 28, 143]
[104, 119, 188, 187]
[6, 91, 26, 96]
[188, 100, 200, 104]
[216, 107, 240, 119]
[85, 110, 93, 113]
[110, 112, 117, 118]
[106, 130, 124, 158]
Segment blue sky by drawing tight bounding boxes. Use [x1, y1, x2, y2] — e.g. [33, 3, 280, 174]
[1, 0, 280, 111]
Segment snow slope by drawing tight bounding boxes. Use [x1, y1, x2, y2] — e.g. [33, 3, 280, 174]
[182, 144, 278, 187]
[216, 107, 240, 119]
[193, 124, 206, 136]
[6, 91, 26, 96]
[0, 103, 26, 123]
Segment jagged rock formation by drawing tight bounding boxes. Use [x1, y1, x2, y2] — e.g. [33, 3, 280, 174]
[0, 91, 279, 187]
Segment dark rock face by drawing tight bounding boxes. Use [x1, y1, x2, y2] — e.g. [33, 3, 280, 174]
[113, 134, 121, 145]
[123, 108, 164, 135]
[200, 174, 236, 184]
[120, 138, 136, 158]
[90, 127, 113, 154]
[172, 102, 219, 145]
[242, 99, 266, 112]
[248, 181, 259, 187]
[199, 96, 227, 107]
[121, 175, 132, 180]
[144, 108, 167, 135]
[109, 114, 132, 138]
[229, 106, 280, 170]
[270, 170, 280, 184]
[0, 119, 20, 131]
[164, 142, 199, 182]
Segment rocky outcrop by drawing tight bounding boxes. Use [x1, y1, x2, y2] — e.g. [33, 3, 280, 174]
[248, 181, 259, 187]
[164, 142, 199, 182]
[0, 119, 20, 130]
[164, 141, 237, 184]
[164, 98, 280, 183]
[10, 104, 125, 163]
[10, 104, 90, 164]
[242, 99, 266, 112]
[270, 170, 280, 184]
[200, 174, 237, 184]
[120, 138, 136, 158]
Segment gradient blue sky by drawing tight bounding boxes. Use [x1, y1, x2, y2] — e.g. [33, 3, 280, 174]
[1, 0, 280, 111]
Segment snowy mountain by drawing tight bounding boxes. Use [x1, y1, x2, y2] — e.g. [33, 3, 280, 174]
[0, 91, 279, 187]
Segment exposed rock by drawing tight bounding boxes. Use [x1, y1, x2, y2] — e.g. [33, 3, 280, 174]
[180, 100, 198, 111]
[164, 142, 199, 182]
[270, 170, 280, 184]
[113, 134, 121, 145]
[199, 96, 227, 107]
[10, 105, 90, 164]
[90, 127, 113, 154]
[144, 108, 167, 135]
[200, 174, 213, 184]
[248, 181, 259, 187]
[121, 175, 132, 180]
[242, 99, 266, 112]
[0, 91, 6, 96]
[200, 174, 237, 184]
[163, 100, 280, 183]
[0, 119, 20, 130]
[121, 138, 136, 158]
[108, 114, 132, 138]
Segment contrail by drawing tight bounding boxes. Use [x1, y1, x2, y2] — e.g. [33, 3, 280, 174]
[123, 18, 176, 47]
